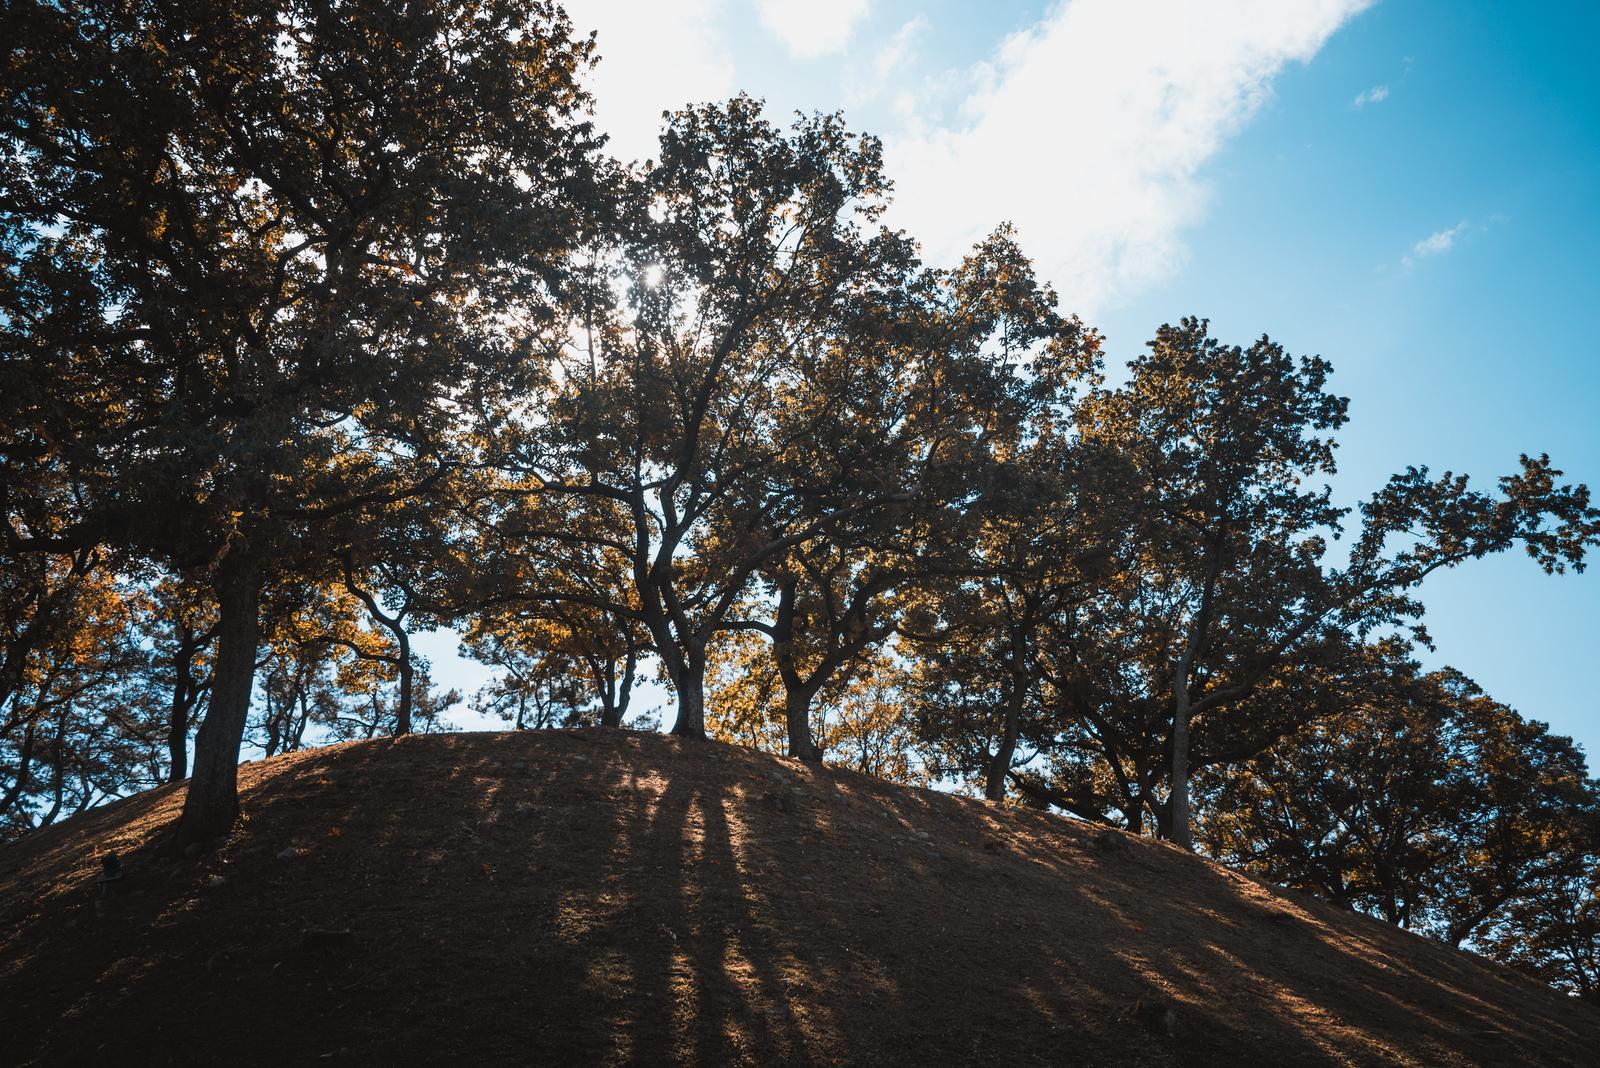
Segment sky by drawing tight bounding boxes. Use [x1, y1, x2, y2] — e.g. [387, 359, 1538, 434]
[422, 0, 1599, 757]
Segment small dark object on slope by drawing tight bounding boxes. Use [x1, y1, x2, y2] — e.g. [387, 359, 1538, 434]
[95, 853, 123, 897]
[1095, 831, 1128, 854]
[1123, 998, 1185, 1039]
[301, 928, 354, 951]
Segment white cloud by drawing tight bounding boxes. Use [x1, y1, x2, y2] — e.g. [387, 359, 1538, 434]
[565, 0, 737, 164]
[848, 16, 927, 106]
[757, 0, 871, 58]
[882, 0, 1374, 316]
[1352, 83, 1389, 107]
[1402, 220, 1470, 268]
[564, 0, 1373, 316]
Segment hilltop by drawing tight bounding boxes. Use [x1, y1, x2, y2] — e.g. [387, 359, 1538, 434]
[2, 730, 1595, 1066]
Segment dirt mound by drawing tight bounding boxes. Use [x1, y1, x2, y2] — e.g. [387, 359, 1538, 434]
[2, 730, 1595, 1066]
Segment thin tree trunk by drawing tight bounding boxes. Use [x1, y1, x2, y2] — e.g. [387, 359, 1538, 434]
[1169, 683, 1194, 851]
[38, 707, 68, 828]
[72, 766, 96, 816]
[1152, 797, 1172, 840]
[169, 547, 262, 850]
[166, 676, 190, 780]
[0, 721, 37, 814]
[166, 629, 199, 782]
[342, 563, 413, 736]
[263, 710, 281, 759]
[1168, 542, 1223, 852]
[599, 642, 639, 729]
[394, 627, 413, 736]
[986, 632, 1032, 802]
[291, 688, 311, 750]
[1445, 897, 1509, 948]
[985, 687, 1025, 803]
[618, 642, 638, 723]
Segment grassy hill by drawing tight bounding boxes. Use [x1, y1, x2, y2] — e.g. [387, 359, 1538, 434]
[2, 730, 1595, 1066]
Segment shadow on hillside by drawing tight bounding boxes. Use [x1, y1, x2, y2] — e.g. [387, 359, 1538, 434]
[433, 732, 1589, 1067]
[3, 731, 1595, 1068]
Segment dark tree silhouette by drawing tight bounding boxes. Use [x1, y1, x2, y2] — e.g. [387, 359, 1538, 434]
[1075, 318, 1600, 848]
[2, 0, 602, 845]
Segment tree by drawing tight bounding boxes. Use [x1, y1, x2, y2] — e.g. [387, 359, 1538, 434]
[706, 629, 927, 784]
[705, 625, 790, 754]
[726, 550, 900, 762]
[1482, 853, 1600, 1002]
[1016, 595, 1363, 835]
[331, 667, 459, 742]
[1434, 691, 1599, 947]
[143, 575, 217, 782]
[251, 584, 364, 758]
[903, 429, 1127, 802]
[461, 489, 650, 728]
[729, 225, 1101, 763]
[1075, 318, 1600, 849]
[0, 501, 103, 736]
[2, 0, 601, 844]
[815, 650, 928, 786]
[462, 606, 631, 730]
[467, 636, 592, 731]
[1197, 646, 1599, 944]
[0, 565, 151, 838]
[499, 96, 936, 739]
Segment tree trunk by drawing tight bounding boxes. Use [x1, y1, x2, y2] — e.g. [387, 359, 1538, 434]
[291, 688, 312, 750]
[166, 680, 190, 781]
[1168, 685, 1194, 850]
[341, 566, 412, 736]
[669, 645, 707, 738]
[166, 630, 199, 782]
[599, 643, 639, 729]
[784, 688, 822, 762]
[985, 669, 1029, 803]
[394, 628, 413, 736]
[0, 721, 36, 814]
[985, 712, 1021, 802]
[1168, 546, 1221, 853]
[1444, 899, 1504, 948]
[770, 580, 822, 761]
[263, 710, 281, 759]
[38, 706, 68, 828]
[169, 547, 262, 850]
[1151, 796, 1173, 840]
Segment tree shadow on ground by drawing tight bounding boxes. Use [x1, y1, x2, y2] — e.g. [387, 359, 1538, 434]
[2, 730, 1596, 1067]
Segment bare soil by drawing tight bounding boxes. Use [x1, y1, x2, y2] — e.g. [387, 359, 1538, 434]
[2, 730, 1595, 1066]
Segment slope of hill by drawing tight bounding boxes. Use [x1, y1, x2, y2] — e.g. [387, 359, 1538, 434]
[2, 730, 1595, 1067]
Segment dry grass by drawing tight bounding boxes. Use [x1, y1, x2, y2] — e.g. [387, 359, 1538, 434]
[2, 730, 1595, 1066]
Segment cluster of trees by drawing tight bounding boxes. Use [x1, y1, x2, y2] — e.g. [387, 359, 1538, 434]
[1198, 642, 1600, 997]
[0, 557, 461, 831]
[3, 0, 1597, 998]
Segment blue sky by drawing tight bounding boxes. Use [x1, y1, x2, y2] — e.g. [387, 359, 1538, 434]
[424, 0, 1598, 756]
